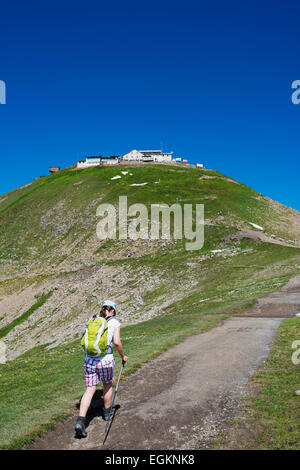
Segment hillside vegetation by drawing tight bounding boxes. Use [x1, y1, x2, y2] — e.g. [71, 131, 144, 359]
[0, 164, 300, 448]
[1, 164, 300, 359]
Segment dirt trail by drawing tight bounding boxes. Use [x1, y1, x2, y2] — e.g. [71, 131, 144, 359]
[28, 275, 300, 450]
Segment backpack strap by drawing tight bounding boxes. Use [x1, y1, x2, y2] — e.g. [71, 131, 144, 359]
[105, 316, 115, 354]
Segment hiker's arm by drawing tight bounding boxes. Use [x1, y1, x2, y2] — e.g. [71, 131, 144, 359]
[113, 327, 128, 362]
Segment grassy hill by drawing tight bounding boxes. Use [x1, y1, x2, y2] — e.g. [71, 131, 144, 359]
[0, 163, 300, 448]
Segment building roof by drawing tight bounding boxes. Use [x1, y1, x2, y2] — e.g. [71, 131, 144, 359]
[122, 149, 173, 157]
[140, 150, 173, 155]
[122, 149, 139, 155]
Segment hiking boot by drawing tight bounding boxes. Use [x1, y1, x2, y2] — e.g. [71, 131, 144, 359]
[103, 407, 114, 422]
[75, 416, 87, 438]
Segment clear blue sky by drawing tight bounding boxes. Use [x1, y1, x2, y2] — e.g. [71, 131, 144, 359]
[0, 0, 300, 209]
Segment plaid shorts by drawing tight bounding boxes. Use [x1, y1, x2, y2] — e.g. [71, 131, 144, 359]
[83, 357, 115, 387]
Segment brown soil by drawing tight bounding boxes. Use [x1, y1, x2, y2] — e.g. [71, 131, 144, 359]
[222, 229, 300, 248]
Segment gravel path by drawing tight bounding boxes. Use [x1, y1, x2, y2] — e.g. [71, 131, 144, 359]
[28, 275, 300, 450]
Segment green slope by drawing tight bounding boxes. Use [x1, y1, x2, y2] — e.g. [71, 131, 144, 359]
[0, 163, 300, 448]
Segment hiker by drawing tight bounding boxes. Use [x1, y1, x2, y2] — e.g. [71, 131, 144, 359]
[75, 300, 128, 438]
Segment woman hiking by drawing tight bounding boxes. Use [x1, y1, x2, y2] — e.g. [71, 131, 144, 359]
[75, 300, 128, 438]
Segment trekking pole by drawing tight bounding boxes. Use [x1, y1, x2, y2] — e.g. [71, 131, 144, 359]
[103, 359, 126, 445]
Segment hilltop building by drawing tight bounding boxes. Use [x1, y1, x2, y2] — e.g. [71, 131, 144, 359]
[122, 149, 173, 162]
[77, 156, 102, 168]
[77, 155, 121, 168]
[102, 156, 120, 165]
[75, 149, 204, 169]
[49, 167, 60, 174]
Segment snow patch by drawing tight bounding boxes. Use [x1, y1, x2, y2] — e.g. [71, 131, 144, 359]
[248, 222, 264, 230]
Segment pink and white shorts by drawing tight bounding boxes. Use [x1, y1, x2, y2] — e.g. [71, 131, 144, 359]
[83, 357, 115, 387]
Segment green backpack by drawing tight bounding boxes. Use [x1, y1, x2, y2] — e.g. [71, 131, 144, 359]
[81, 315, 110, 358]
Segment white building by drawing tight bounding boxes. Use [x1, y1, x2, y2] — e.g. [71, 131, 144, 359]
[122, 149, 173, 163]
[122, 149, 143, 161]
[102, 156, 120, 165]
[77, 156, 101, 169]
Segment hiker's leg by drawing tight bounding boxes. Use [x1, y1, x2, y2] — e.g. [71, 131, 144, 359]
[103, 382, 113, 409]
[79, 385, 96, 417]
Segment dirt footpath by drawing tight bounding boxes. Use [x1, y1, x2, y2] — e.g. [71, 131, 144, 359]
[28, 275, 300, 450]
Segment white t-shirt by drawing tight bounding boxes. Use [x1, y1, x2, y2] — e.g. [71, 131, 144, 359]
[85, 316, 121, 362]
